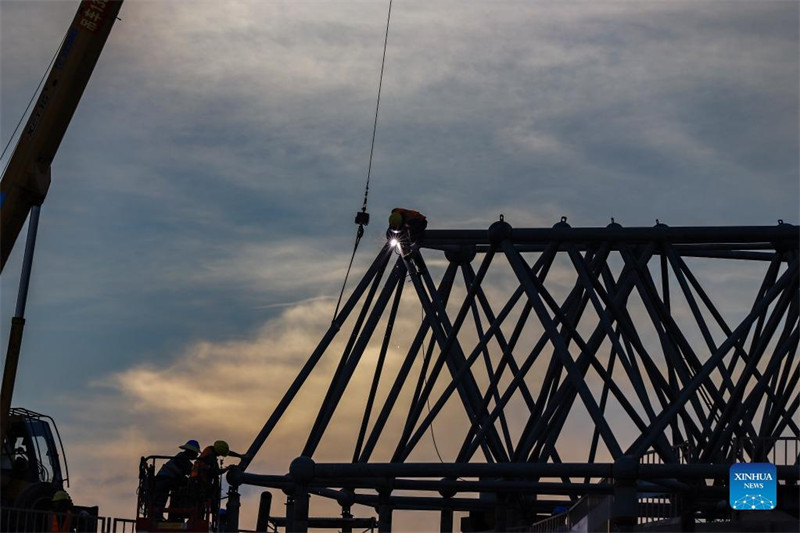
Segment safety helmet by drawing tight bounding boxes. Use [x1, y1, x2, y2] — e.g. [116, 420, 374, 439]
[213, 440, 230, 456]
[52, 490, 71, 503]
[388, 211, 403, 230]
[179, 439, 201, 454]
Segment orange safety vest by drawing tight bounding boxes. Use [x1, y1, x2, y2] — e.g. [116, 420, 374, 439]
[190, 446, 218, 483]
[51, 510, 71, 532]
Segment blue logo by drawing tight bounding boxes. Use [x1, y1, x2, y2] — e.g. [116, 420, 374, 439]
[729, 463, 776, 510]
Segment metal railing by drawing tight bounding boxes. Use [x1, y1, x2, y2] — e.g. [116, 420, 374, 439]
[107, 518, 137, 533]
[525, 495, 611, 533]
[635, 442, 695, 525]
[637, 495, 679, 526]
[525, 501, 579, 533]
[732, 437, 800, 466]
[0, 507, 135, 533]
[640, 441, 694, 466]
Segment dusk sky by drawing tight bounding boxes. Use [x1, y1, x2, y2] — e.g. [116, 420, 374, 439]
[1, 0, 798, 528]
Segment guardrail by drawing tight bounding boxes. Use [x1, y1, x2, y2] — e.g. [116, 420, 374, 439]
[0, 507, 135, 533]
[732, 437, 800, 466]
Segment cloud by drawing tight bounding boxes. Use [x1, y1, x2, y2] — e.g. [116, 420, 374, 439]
[62, 291, 473, 526]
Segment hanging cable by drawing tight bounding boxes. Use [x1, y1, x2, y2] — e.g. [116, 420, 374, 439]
[424, 377, 446, 463]
[1, 31, 67, 169]
[360, 0, 393, 219]
[333, 0, 394, 321]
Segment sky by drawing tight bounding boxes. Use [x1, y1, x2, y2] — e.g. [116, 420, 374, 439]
[1, 0, 798, 530]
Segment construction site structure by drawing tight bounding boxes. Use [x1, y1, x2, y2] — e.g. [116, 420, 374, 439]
[218, 218, 799, 533]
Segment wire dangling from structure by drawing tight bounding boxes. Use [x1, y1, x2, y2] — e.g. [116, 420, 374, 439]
[333, 0, 394, 321]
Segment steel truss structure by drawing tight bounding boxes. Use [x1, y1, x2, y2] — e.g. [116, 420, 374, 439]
[227, 220, 799, 532]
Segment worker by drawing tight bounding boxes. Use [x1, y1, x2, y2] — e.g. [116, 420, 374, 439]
[191, 440, 231, 484]
[388, 208, 427, 244]
[190, 440, 241, 519]
[152, 440, 201, 520]
[388, 208, 428, 269]
[386, 207, 428, 258]
[51, 490, 73, 532]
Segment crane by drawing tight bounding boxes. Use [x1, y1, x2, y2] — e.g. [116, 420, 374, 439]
[1, 0, 123, 514]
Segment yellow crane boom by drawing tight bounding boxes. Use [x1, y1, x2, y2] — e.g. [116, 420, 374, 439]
[0, 0, 123, 271]
[1, 0, 123, 437]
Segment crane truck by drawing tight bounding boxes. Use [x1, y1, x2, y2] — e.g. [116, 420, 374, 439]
[0, 0, 124, 524]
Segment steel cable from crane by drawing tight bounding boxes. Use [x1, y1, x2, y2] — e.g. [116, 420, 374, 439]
[361, 0, 393, 218]
[0, 32, 67, 170]
[333, 0, 393, 321]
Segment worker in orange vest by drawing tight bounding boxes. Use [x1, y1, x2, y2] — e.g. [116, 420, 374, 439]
[51, 490, 72, 532]
[191, 440, 232, 484]
[190, 440, 242, 520]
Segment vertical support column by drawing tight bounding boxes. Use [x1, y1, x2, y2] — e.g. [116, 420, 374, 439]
[224, 487, 240, 532]
[439, 481, 456, 533]
[289, 456, 315, 533]
[292, 488, 310, 533]
[338, 489, 356, 533]
[610, 455, 638, 532]
[341, 507, 353, 533]
[439, 507, 453, 533]
[284, 493, 295, 533]
[377, 502, 392, 532]
[255, 491, 272, 532]
[377, 481, 393, 533]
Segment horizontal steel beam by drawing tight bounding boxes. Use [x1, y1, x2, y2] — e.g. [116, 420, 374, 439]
[309, 461, 614, 480]
[269, 517, 376, 529]
[421, 225, 797, 249]
[232, 470, 614, 495]
[341, 493, 574, 512]
[231, 461, 800, 486]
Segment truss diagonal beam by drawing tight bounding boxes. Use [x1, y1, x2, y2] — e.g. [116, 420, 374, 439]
[239, 245, 393, 471]
[502, 238, 625, 459]
[630, 254, 799, 457]
[402, 254, 510, 462]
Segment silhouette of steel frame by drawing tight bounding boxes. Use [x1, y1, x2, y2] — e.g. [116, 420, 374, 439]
[229, 221, 798, 532]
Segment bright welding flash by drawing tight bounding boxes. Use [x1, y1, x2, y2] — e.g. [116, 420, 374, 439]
[389, 238, 399, 248]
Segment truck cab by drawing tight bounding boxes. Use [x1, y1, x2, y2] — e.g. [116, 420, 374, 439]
[1, 408, 67, 509]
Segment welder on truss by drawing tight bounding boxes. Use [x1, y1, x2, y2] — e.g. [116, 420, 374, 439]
[387, 208, 427, 267]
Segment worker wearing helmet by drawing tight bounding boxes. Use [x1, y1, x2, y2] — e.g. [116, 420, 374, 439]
[388, 208, 427, 240]
[191, 440, 238, 482]
[152, 440, 201, 520]
[387, 208, 428, 265]
[51, 490, 73, 532]
[190, 440, 241, 520]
